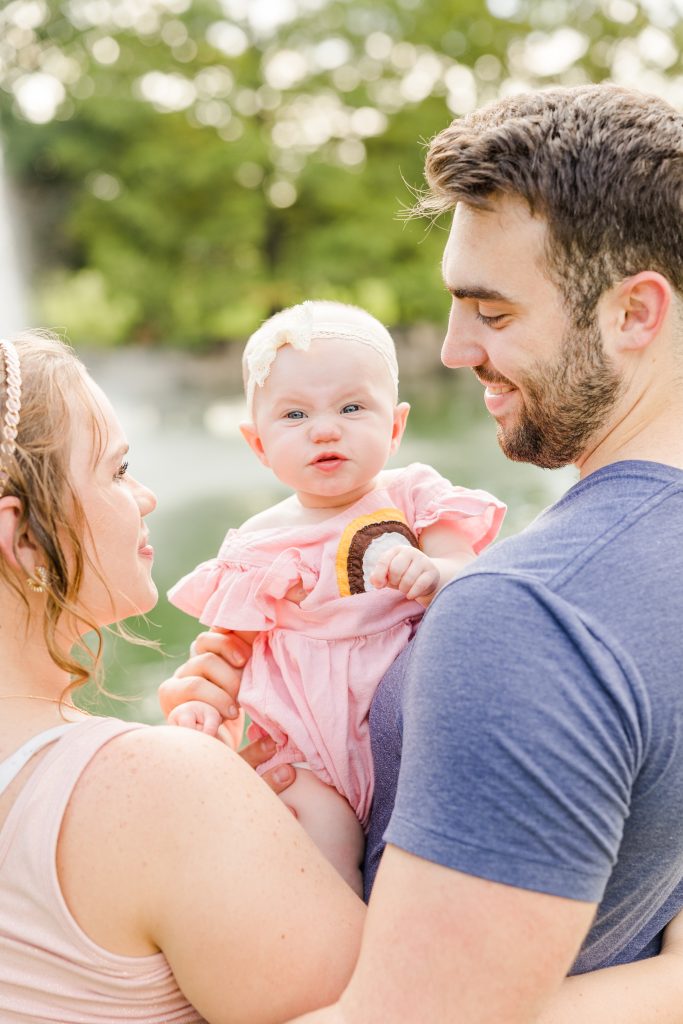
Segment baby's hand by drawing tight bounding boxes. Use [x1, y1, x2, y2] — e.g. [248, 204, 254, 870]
[370, 545, 440, 602]
[168, 699, 223, 737]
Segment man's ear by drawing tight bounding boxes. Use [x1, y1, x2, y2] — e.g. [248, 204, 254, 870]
[239, 421, 270, 467]
[608, 272, 671, 353]
[0, 495, 33, 570]
[390, 402, 410, 456]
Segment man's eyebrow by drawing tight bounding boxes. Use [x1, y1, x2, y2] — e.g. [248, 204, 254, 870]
[446, 286, 516, 303]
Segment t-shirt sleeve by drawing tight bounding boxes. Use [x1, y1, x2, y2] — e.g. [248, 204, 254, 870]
[385, 572, 646, 902]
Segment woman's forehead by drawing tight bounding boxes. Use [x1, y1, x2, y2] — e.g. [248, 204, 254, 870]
[70, 373, 126, 468]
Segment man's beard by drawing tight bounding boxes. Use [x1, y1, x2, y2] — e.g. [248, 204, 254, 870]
[481, 318, 623, 470]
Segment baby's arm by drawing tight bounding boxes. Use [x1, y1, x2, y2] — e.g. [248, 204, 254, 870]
[370, 521, 476, 606]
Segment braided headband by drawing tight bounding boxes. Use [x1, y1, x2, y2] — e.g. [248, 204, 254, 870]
[0, 339, 21, 498]
[243, 301, 399, 418]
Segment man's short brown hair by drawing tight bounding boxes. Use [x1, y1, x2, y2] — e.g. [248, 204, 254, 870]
[421, 85, 683, 326]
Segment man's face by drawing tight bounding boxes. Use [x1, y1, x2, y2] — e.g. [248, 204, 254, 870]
[440, 198, 622, 469]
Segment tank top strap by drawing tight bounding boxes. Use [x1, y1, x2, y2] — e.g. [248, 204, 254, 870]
[0, 723, 76, 796]
[0, 717, 147, 873]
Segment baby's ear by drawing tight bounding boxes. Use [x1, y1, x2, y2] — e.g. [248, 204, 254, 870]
[239, 422, 269, 466]
[390, 402, 410, 454]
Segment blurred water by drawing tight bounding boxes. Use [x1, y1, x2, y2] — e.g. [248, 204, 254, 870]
[0, 146, 27, 334]
[78, 347, 576, 721]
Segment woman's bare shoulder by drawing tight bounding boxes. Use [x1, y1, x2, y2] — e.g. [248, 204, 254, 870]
[77, 724, 244, 803]
[60, 723, 364, 1022]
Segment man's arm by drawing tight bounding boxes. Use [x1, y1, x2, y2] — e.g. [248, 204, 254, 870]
[290, 845, 595, 1024]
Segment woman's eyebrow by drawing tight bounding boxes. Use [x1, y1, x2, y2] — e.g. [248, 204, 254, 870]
[108, 443, 129, 463]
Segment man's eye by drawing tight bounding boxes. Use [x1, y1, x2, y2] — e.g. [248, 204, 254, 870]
[341, 403, 361, 414]
[476, 310, 507, 327]
[285, 410, 306, 419]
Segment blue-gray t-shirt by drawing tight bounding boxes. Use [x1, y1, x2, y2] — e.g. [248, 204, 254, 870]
[365, 460, 683, 972]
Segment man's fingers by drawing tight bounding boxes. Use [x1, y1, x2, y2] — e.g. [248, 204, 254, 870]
[239, 734, 278, 768]
[261, 762, 297, 796]
[238, 738, 296, 795]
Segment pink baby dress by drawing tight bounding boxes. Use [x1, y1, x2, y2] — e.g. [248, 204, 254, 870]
[168, 463, 505, 827]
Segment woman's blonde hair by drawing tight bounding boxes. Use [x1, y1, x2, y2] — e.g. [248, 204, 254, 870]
[0, 331, 109, 693]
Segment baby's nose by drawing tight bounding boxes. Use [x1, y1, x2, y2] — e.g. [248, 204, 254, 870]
[309, 415, 342, 441]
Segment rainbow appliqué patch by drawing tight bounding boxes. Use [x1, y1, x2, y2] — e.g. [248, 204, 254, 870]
[335, 507, 419, 597]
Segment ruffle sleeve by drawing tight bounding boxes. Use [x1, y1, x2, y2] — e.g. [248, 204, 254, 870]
[167, 547, 318, 632]
[397, 463, 506, 555]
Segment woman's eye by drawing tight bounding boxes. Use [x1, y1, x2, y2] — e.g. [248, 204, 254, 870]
[475, 310, 507, 327]
[115, 460, 129, 480]
[341, 403, 361, 414]
[285, 410, 306, 419]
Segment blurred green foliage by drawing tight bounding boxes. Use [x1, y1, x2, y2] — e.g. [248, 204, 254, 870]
[0, 0, 681, 346]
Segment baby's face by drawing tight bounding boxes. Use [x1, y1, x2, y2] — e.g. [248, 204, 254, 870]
[243, 337, 408, 507]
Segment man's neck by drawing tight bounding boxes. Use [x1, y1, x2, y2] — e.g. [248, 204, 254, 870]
[577, 403, 683, 478]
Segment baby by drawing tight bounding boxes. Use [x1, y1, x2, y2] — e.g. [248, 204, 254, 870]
[167, 300, 505, 892]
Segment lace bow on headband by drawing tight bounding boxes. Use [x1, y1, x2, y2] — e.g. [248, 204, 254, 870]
[243, 301, 399, 418]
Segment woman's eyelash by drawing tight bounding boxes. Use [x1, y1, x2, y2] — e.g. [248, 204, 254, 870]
[116, 460, 129, 479]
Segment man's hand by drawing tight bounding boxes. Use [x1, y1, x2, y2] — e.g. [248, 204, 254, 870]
[369, 545, 440, 602]
[237, 731, 297, 798]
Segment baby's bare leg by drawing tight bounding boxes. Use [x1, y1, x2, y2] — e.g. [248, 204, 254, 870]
[280, 769, 364, 897]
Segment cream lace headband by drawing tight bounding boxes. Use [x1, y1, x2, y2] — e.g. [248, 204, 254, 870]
[0, 339, 21, 498]
[243, 301, 399, 418]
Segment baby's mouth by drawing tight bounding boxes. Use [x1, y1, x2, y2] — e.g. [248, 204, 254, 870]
[311, 453, 347, 465]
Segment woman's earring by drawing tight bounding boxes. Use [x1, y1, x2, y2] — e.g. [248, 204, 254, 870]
[26, 566, 51, 593]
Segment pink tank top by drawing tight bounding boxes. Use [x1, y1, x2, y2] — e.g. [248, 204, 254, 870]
[0, 716, 204, 1022]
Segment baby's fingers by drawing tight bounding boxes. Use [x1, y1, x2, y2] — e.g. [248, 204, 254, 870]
[404, 569, 440, 601]
[168, 701, 221, 735]
[369, 545, 411, 589]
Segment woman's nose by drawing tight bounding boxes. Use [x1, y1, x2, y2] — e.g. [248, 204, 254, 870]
[132, 476, 157, 516]
[441, 302, 487, 369]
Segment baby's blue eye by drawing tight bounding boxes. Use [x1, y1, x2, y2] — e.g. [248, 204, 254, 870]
[341, 403, 361, 414]
[285, 410, 306, 419]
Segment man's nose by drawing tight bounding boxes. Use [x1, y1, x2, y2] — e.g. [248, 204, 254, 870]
[441, 303, 487, 369]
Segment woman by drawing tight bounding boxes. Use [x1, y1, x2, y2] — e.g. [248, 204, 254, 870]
[0, 332, 363, 1023]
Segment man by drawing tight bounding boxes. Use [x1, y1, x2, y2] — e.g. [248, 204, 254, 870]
[162, 84, 683, 1021]
[294, 83, 683, 1021]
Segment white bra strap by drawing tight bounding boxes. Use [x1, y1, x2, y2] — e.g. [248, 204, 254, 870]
[0, 723, 75, 796]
